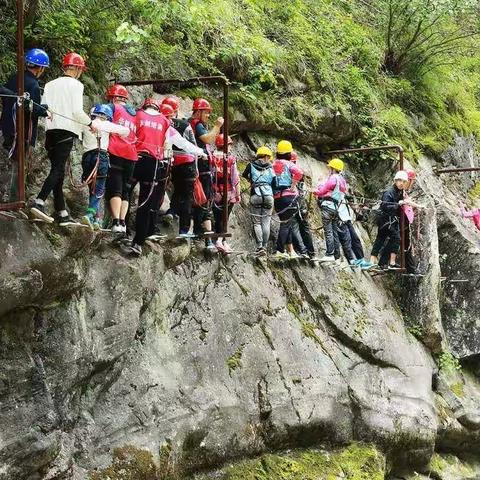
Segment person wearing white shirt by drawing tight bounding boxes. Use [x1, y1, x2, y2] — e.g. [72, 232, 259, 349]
[31, 52, 93, 225]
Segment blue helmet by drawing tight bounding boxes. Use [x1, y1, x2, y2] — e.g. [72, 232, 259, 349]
[91, 103, 113, 121]
[25, 48, 50, 67]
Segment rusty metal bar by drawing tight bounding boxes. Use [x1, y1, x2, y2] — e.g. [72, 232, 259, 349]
[326, 145, 404, 157]
[222, 80, 229, 234]
[117, 76, 228, 87]
[436, 166, 480, 174]
[325, 144, 406, 273]
[0, 201, 25, 211]
[16, 0, 25, 207]
[117, 75, 231, 235]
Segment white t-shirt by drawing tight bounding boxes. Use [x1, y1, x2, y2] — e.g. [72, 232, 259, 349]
[82, 118, 130, 152]
[42, 76, 91, 137]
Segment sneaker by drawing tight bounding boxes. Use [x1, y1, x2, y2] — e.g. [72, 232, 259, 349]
[92, 218, 101, 231]
[289, 251, 300, 259]
[129, 243, 142, 256]
[55, 213, 76, 226]
[360, 260, 375, 270]
[273, 251, 289, 259]
[351, 259, 363, 266]
[388, 263, 401, 270]
[318, 255, 336, 263]
[30, 203, 54, 223]
[120, 222, 127, 234]
[111, 223, 123, 234]
[222, 242, 233, 253]
[161, 213, 174, 225]
[146, 233, 167, 241]
[81, 213, 95, 230]
[178, 232, 196, 239]
[255, 247, 266, 256]
[215, 240, 225, 252]
[205, 240, 217, 251]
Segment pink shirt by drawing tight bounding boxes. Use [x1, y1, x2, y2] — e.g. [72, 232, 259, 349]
[313, 173, 347, 197]
[461, 206, 480, 231]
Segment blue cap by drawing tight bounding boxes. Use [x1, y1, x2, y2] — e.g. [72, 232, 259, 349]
[25, 48, 50, 67]
[91, 104, 113, 122]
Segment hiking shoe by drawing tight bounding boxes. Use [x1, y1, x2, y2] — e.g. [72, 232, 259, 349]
[318, 255, 336, 263]
[30, 203, 54, 223]
[129, 243, 142, 256]
[255, 247, 266, 256]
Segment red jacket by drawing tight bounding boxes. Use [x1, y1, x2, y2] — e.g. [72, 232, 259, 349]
[108, 104, 137, 161]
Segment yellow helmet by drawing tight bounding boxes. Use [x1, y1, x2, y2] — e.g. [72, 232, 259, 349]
[328, 158, 344, 172]
[276, 140, 293, 155]
[256, 146, 273, 158]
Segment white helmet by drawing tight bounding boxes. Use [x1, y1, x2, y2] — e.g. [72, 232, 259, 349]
[394, 170, 409, 181]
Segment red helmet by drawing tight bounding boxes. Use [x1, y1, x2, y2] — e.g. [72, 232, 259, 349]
[406, 169, 416, 180]
[106, 84, 128, 100]
[290, 151, 298, 163]
[162, 97, 179, 112]
[62, 52, 86, 70]
[215, 134, 233, 147]
[192, 98, 212, 112]
[160, 103, 175, 117]
[142, 98, 161, 110]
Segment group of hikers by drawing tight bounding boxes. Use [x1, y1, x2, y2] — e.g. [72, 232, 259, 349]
[0, 48, 464, 273]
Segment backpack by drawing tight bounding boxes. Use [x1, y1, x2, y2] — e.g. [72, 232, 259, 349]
[251, 164, 274, 197]
[274, 163, 292, 190]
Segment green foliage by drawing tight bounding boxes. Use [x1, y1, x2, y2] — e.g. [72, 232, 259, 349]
[437, 351, 462, 373]
[407, 324, 424, 340]
[1, 0, 480, 156]
[226, 345, 244, 375]
[196, 443, 385, 480]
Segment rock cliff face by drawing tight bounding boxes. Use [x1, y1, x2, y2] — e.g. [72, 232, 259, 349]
[1, 135, 480, 480]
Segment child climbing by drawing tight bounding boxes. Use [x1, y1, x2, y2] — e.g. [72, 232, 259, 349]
[370, 170, 411, 269]
[212, 134, 240, 253]
[313, 158, 355, 264]
[289, 149, 316, 259]
[31, 53, 93, 224]
[190, 98, 224, 249]
[104, 84, 137, 235]
[272, 140, 304, 258]
[243, 146, 275, 255]
[460, 204, 480, 231]
[80, 104, 129, 230]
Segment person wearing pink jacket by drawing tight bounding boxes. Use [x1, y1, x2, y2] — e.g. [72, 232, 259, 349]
[313, 158, 356, 263]
[271, 141, 304, 257]
[460, 204, 480, 231]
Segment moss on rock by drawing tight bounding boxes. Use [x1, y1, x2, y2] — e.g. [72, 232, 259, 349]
[196, 443, 385, 480]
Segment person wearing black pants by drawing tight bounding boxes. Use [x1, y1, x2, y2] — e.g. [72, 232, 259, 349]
[274, 195, 299, 254]
[171, 161, 196, 235]
[131, 155, 169, 252]
[37, 129, 76, 214]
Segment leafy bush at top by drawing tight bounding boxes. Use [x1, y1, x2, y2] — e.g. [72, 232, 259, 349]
[1, 0, 480, 157]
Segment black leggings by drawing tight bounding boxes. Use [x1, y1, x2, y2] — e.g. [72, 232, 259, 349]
[171, 163, 196, 234]
[132, 154, 169, 246]
[106, 154, 135, 201]
[37, 129, 76, 211]
[213, 203, 234, 234]
[193, 172, 213, 234]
